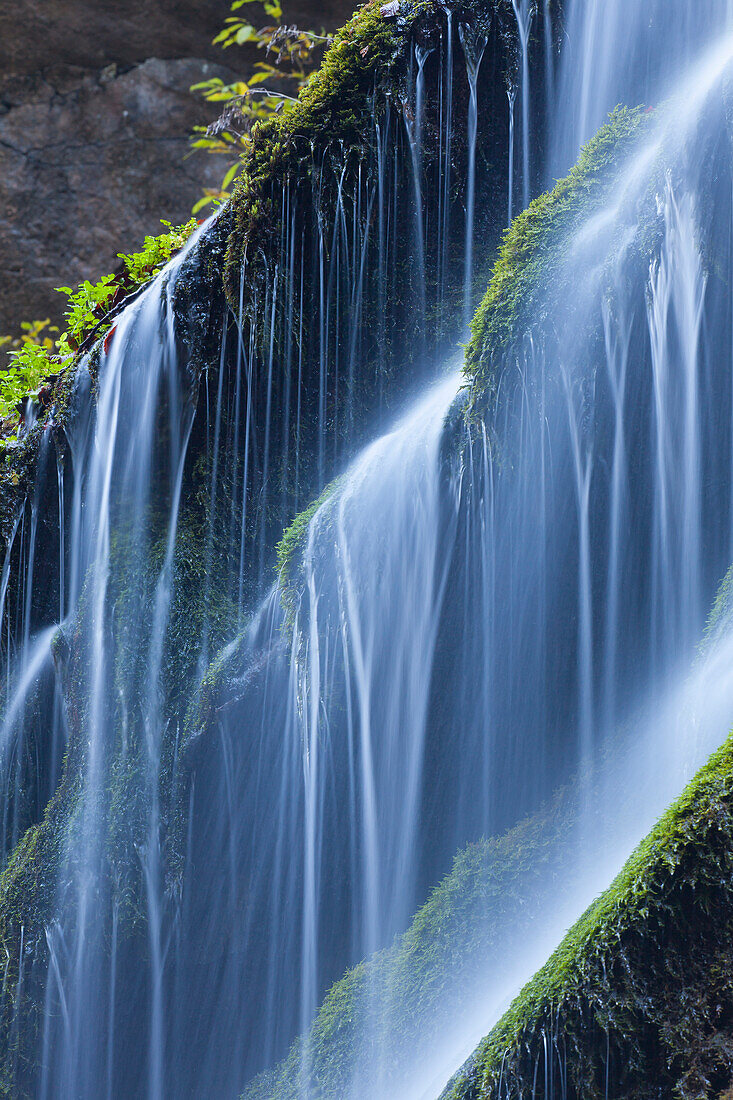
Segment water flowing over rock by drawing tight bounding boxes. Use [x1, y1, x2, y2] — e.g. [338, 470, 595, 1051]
[3, 2, 733, 1098]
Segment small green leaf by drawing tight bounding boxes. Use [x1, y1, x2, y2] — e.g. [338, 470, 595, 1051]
[222, 163, 241, 190]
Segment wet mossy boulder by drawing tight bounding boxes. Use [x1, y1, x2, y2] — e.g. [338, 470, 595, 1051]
[220, 0, 549, 454]
[441, 733, 733, 1100]
[223, 0, 513, 306]
[239, 767, 645, 1100]
[465, 105, 653, 408]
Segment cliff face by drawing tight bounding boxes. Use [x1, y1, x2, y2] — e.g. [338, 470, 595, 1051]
[0, 0, 351, 84]
[0, 56, 236, 335]
[0, 0, 356, 335]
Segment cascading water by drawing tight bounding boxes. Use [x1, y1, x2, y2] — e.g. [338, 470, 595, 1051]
[33, 220, 214, 1100]
[170, 369, 463, 1097]
[4, 2, 733, 1099]
[549, 0, 733, 178]
[182, 37, 733, 1090]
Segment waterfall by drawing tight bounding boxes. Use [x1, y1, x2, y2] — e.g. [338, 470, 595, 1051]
[549, 0, 733, 177]
[40, 220, 210, 1099]
[171, 369, 463, 1096]
[3, 2, 733, 1099]
[0, 215, 227, 1097]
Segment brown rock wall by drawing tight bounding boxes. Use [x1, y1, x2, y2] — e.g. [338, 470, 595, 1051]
[0, 0, 355, 334]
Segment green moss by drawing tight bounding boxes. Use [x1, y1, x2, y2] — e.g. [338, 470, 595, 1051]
[269, 477, 340, 633]
[240, 776, 622, 1099]
[465, 106, 651, 404]
[223, 0, 514, 310]
[703, 563, 733, 651]
[223, 0, 422, 303]
[442, 733, 733, 1099]
[276, 478, 340, 582]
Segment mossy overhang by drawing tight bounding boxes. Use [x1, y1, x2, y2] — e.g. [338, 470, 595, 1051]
[463, 105, 654, 410]
[440, 730, 733, 1100]
[222, 0, 526, 310]
[239, 744, 649, 1100]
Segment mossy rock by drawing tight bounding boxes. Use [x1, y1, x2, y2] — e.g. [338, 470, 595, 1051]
[273, 476, 342, 626]
[441, 732, 733, 1100]
[223, 0, 528, 334]
[464, 105, 654, 407]
[224, 0, 442, 305]
[239, 757, 646, 1100]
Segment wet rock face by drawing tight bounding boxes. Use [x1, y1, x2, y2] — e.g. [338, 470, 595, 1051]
[0, 0, 355, 335]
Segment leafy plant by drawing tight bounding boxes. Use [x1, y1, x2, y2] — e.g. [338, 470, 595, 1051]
[118, 218, 199, 283]
[0, 343, 55, 423]
[55, 274, 118, 341]
[0, 321, 65, 432]
[0, 218, 200, 447]
[190, 0, 330, 212]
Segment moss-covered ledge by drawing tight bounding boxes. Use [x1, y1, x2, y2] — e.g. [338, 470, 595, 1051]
[223, 0, 521, 309]
[441, 733, 733, 1100]
[223, 0, 422, 304]
[238, 749, 654, 1100]
[464, 105, 653, 407]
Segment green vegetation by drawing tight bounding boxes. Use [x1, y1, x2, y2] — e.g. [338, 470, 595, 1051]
[465, 106, 652, 404]
[0, 318, 58, 361]
[275, 478, 339, 581]
[223, 0, 429, 304]
[704, 563, 733, 651]
[116, 218, 200, 283]
[0, 218, 199, 448]
[0, 340, 58, 424]
[191, 0, 330, 212]
[441, 733, 733, 1099]
[274, 478, 340, 628]
[241, 764, 638, 1100]
[239, 725, 733, 1100]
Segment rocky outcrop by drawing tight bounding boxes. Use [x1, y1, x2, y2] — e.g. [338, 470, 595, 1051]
[0, 57, 236, 334]
[0, 0, 355, 335]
